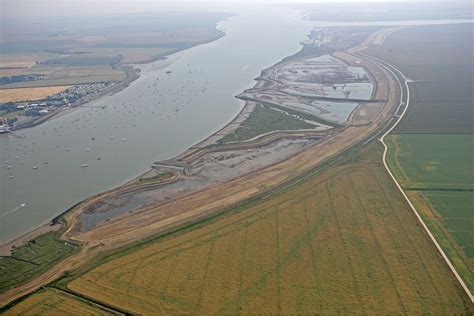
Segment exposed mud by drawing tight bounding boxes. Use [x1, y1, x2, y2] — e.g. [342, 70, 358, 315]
[73, 30, 387, 233]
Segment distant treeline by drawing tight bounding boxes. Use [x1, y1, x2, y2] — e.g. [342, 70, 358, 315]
[0, 74, 44, 85]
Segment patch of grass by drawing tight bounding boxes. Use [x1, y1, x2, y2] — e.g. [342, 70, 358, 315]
[218, 104, 317, 143]
[424, 191, 474, 256]
[0, 231, 77, 294]
[0, 53, 59, 68]
[0, 109, 22, 118]
[44, 143, 472, 314]
[39, 53, 121, 66]
[0, 66, 126, 88]
[70, 47, 174, 64]
[138, 171, 174, 184]
[406, 190, 474, 293]
[0, 85, 71, 103]
[386, 134, 474, 190]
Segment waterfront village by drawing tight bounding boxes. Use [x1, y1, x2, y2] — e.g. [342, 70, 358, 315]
[0, 81, 117, 131]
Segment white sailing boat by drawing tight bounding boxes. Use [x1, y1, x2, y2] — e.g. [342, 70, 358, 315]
[0, 119, 9, 134]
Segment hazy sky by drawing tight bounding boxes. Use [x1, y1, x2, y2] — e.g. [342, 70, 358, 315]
[2, 0, 467, 17]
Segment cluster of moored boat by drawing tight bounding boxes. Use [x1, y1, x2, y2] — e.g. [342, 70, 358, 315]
[4, 64, 209, 180]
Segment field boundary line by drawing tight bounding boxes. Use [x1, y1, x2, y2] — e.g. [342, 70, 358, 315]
[367, 54, 474, 303]
[47, 286, 129, 315]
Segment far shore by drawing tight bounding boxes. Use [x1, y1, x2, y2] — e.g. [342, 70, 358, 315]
[6, 28, 226, 132]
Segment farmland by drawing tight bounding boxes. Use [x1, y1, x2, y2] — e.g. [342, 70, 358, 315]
[0, 65, 127, 89]
[386, 134, 474, 291]
[367, 23, 473, 293]
[418, 191, 473, 259]
[3, 288, 118, 315]
[386, 134, 474, 190]
[0, 86, 71, 103]
[0, 12, 229, 90]
[0, 53, 58, 70]
[366, 24, 473, 134]
[69, 47, 174, 64]
[7, 143, 463, 314]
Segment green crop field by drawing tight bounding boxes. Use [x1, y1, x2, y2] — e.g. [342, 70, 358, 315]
[386, 134, 474, 291]
[386, 134, 474, 190]
[6, 143, 471, 314]
[218, 104, 317, 143]
[422, 191, 474, 257]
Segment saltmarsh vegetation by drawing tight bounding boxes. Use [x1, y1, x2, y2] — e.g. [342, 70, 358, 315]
[218, 104, 319, 144]
[7, 142, 471, 314]
[0, 230, 77, 294]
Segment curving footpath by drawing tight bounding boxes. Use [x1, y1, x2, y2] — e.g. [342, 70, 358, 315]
[368, 54, 474, 304]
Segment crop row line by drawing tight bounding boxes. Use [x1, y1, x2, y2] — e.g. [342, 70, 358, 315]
[369, 169, 446, 313]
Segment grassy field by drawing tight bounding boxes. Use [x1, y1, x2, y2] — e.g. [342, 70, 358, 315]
[70, 47, 174, 64]
[386, 134, 474, 291]
[1, 66, 126, 89]
[0, 52, 58, 69]
[0, 85, 71, 103]
[386, 134, 474, 190]
[7, 143, 459, 314]
[420, 191, 473, 258]
[0, 231, 77, 294]
[367, 24, 473, 134]
[3, 288, 118, 315]
[218, 104, 317, 143]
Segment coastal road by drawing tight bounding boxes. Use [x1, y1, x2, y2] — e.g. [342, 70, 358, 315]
[366, 54, 474, 304]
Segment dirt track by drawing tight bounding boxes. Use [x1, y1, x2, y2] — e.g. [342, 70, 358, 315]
[0, 35, 399, 306]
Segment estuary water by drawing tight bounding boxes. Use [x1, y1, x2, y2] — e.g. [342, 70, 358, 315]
[0, 7, 315, 242]
[0, 7, 472, 243]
